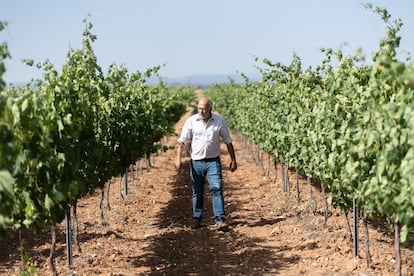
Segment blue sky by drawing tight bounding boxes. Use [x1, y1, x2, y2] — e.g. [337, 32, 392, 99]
[1, 1, 413, 83]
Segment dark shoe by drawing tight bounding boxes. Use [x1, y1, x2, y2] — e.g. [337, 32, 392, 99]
[216, 221, 229, 232]
[191, 219, 201, 229]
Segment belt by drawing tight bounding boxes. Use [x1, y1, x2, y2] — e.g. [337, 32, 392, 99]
[194, 156, 219, 162]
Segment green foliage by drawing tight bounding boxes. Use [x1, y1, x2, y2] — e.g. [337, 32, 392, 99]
[206, 6, 414, 244]
[0, 21, 11, 91]
[0, 170, 13, 241]
[0, 19, 194, 240]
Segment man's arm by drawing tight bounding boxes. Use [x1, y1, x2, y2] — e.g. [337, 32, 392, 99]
[226, 143, 237, 172]
[175, 142, 184, 170]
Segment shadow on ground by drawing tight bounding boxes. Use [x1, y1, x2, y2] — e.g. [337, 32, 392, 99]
[130, 159, 298, 275]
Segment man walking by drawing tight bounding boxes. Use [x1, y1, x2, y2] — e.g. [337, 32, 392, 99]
[175, 98, 237, 231]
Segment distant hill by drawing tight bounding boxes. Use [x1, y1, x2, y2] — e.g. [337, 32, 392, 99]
[150, 73, 262, 88]
[10, 73, 262, 89]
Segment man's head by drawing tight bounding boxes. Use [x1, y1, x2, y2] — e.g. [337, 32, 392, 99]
[198, 98, 212, 121]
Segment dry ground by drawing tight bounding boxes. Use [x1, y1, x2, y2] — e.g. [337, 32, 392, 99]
[1, 92, 414, 275]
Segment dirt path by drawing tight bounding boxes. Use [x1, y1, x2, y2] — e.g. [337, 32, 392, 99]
[1, 89, 414, 275]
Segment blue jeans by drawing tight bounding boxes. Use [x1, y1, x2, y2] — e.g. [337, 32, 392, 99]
[190, 157, 225, 223]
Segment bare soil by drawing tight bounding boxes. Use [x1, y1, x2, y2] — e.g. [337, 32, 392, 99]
[1, 90, 414, 275]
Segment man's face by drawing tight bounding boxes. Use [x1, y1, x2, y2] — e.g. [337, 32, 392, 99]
[198, 102, 211, 120]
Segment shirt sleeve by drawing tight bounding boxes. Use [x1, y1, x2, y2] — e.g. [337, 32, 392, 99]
[220, 117, 233, 144]
[177, 118, 192, 144]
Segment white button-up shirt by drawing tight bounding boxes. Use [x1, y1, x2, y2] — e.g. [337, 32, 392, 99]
[178, 113, 233, 160]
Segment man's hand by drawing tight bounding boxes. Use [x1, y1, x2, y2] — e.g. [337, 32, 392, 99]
[226, 143, 237, 172]
[229, 160, 237, 172]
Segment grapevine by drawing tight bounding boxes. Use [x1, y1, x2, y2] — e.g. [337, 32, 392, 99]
[205, 5, 413, 274]
[0, 19, 195, 242]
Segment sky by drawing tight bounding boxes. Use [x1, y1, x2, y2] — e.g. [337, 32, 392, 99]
[0, 0, 413, 84]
